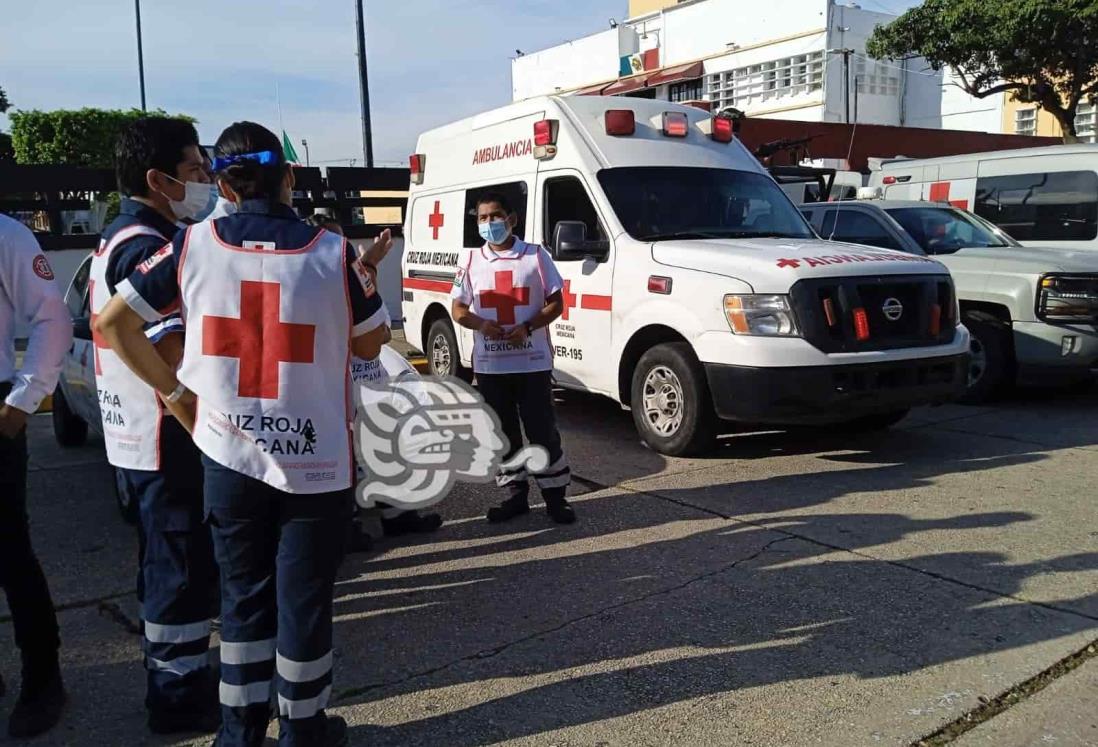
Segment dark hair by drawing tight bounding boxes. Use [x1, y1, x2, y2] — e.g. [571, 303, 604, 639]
[475, 191, 513, 215]
[213, 121, 287, 200]
[304, 213, 341, 231]
[114, 117, 200, 197]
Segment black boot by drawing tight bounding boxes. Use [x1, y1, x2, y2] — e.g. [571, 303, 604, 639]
[381, 510, 443, 536]
[546, 498, 576, 525]
[8, 667, 65, 739]
[487, 496, 530, 523]
[321, 714, 349, 746]
[148, 704, 220, 735]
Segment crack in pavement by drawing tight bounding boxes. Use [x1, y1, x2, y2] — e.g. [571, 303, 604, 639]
[333, 535, 797, 702]
[0, 589, 133, 626]
[911, 637, 1098, 746]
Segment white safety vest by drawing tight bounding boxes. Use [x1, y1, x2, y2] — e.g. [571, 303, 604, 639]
[176, 221, 353, 494]
[89, 225, 169, 470]
[464, 243, 554, 374]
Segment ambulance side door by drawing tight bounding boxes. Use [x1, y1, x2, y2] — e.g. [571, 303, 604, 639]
[536, 170, 614, 394]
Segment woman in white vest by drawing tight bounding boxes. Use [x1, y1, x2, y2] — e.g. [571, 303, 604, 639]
[96, 122, 391, 747]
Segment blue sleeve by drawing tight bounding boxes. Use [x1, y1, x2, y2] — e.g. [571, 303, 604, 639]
[345, 243, 389, 335]
[116, 231, 186, 323]
[105, 234, 172, 296]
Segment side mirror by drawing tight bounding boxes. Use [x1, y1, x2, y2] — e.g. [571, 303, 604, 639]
[72, 317, 92, 341]
[552, 221, 609, 262]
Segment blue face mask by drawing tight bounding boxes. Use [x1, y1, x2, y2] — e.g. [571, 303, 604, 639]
[478, 219, 511, 245]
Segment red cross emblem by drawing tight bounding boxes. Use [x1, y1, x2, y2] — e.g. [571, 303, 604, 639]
[88, 280, 109, 375]
[561, 279, 577, 321]
[479, 270, 530, 326]
[777, 258, 801, 269]
[428, 200, 445, 240]
[202, 281, 316, 400]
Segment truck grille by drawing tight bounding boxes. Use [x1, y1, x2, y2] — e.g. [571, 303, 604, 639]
[789, 274, 956, 353]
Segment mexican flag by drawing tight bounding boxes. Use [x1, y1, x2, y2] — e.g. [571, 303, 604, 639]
[281, 130, 300, 164]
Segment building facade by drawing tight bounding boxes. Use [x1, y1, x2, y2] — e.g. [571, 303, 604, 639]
[511, 0, 942, 129]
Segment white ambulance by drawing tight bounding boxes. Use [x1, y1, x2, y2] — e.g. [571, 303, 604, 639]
[401, 96, 970, 456]
[869, 144, 1098, 251]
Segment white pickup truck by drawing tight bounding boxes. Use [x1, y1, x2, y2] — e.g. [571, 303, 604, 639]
[801, 199, 1098, 401]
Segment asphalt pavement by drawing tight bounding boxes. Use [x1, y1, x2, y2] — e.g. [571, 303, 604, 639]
[1, 386, 1096, 746]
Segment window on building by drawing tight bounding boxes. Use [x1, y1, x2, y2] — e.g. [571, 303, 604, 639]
[669, 78, 703, 103]
[463, 181, 528, 248]
[974, 171, 1098, 241]
[855, 58, 900, 97]
[1014, 108, 1037, 137]
[706, 50, 825, 113]
[1076, 102, 1097, 143]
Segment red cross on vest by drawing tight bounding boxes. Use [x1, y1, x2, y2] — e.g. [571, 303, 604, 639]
[202, 280, 316, 400]
[428, 200, 445, 240]
[88, 279, 109, 375]
[479, 270, 530, 326]
[560, 279, 577, 321]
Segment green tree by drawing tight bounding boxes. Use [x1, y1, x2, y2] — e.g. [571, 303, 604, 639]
[9, 107, 194, 167]
[0, 86, 10, 114]
[867, 0, 1098, 142]
[0, 86, 12, 161]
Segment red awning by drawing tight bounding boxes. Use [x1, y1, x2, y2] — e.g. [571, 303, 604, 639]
[574, 81, 610, 96]
[645, 61, 704, 87]
[602, 75, 648, 96]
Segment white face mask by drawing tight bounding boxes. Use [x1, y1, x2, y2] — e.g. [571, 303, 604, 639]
[159, 174, 215, 221]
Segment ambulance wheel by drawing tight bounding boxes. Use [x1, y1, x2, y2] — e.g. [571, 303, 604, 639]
[51, 385, 88, 447]
[426, 318, 471, 381]
[960, 310, 1013, 404]
[113, 468, 138, 525]
[631, 342, 717, 456]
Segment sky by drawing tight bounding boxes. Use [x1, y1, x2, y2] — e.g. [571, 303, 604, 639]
[1, 0, 921, 167]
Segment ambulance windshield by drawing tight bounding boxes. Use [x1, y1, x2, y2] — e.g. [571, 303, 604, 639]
[597, 167, 815, 243]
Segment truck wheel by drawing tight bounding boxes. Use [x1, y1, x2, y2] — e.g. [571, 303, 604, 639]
[426, 318, 472, 381]
[837, 408, 910, 432]
[51, 385, 88, 447]
[630, 342, 717, 456]
[113, 468, 138, 525]
[960, 310, 1013, 404]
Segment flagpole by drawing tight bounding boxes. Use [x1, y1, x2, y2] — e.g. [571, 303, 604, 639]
[276, 81, 284, 133]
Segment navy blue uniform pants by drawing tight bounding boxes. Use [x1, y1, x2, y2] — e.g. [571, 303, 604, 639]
[203, 455, 351, 747]
[477, 371, 571, 502]
[0, 383, 60, 685]
[119, 416, 217, 716]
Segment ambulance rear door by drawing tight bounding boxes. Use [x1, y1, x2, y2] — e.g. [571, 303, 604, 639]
[535, 168, 615, 394]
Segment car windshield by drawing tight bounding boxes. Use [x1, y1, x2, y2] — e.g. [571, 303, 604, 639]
[597, 166, 816, 242]
[885, 206, 1019, 254]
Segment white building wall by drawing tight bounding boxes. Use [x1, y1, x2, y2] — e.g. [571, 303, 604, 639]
[511, 27, 637, 101]
[938, 67, 1005, 133]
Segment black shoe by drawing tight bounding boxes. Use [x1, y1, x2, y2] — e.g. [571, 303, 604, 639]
[348, 527, 374, 553]
[7, 673, 65, 739]
[487, 497, 530, 523]
[546, 499, 577, 525]
[381, 510, 443, 536]
[321, 715, 349, 747]
[147, 703, 221, 735]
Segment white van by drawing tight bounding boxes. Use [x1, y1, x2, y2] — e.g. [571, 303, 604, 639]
[401, 96, 970, 455]
[869, 144, 1098, 251]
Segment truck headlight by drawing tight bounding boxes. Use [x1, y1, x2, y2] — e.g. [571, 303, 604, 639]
[724, 294, 800, 336]
[1036, 274, 1098, 322]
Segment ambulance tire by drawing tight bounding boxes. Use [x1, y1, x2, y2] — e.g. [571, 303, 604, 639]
[426, 318, 472, 381]
[114, 468, 138, 525]
[959, 310, 1013, 404]
[51, 385, 88, 447]
[631, 342, 718, 456]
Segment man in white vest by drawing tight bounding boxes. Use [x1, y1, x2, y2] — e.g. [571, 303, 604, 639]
[96, 121, 391, 747]
[451, 192, 575, 524]
[90, 117, 219, 735]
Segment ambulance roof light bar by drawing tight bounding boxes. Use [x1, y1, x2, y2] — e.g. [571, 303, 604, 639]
[662, 111, 689, 138]
[409, 153, 425, 185]
[710, 116, 734, 143]
[604, 109, 636, 136]
[533, 119, 559, 160]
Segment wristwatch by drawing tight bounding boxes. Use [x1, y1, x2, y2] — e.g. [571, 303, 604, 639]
[164, 382, 188, 404]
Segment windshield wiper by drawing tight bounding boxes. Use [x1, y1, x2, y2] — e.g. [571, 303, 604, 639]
[721, 231, 806, 239]
[640, 230, 728, 241]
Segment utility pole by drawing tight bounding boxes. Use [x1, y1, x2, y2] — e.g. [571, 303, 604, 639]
[828, 48, 854, 123]
[355, 0, 374, 168]
[301, 138, 310, 166]
[135, 0, 147, 111]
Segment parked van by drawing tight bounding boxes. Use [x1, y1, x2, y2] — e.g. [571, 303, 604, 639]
[401, 96, 970, 455]
[869, 145, 1098, 251]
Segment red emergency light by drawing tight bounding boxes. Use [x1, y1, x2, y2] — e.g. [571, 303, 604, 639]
[533, 119, 559, 160]
[853, 307, 871, 341]
[881, 175, 911, 185]
[711, 116, 734, 143]
[648, 275, 673, 294]
[605, 109, 636, 136]
[409, 153, 425, 185]
[662, 111, 689, 138]
[929, 303, 942, 336]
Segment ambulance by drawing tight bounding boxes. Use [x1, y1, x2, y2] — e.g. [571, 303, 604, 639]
[401, 96, 970, 456]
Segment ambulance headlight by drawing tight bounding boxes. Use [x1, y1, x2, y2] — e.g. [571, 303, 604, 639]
[724, 294, 800, 337]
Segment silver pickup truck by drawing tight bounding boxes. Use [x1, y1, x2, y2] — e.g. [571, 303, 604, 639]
[801, 200, 1098, 402]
